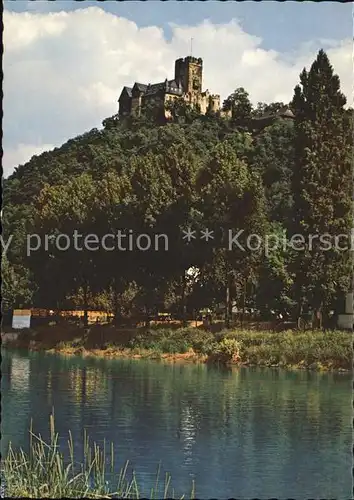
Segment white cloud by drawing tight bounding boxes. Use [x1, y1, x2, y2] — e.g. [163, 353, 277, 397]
[3, 7, 351, 176]
[2, 143, 55, 178]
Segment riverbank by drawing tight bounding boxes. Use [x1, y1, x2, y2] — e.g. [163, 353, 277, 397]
[2, 325, 352, 371]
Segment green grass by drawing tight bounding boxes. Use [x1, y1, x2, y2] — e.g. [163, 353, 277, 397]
[222, 329, 352, 369]
[125, 328, 352, 368]
[11, 324, 352, 370]
[128, 328, 215, 355]
[1, 413, 195, 499]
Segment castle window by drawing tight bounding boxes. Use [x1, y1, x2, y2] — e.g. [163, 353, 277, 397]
[193, 78, 200, 90]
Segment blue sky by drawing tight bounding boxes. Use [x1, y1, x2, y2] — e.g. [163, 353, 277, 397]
[6, 1, 352, 51]
[3, 1, 352, 176]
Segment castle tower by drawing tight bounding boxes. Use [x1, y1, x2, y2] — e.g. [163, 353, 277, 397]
[174, 56, 203, 96]
[208, 94, 220, 113]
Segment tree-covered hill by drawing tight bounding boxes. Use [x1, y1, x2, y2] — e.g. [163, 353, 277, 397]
[3, 50, 352, 328]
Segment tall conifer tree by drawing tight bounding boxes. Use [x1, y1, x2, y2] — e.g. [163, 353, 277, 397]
[291, 49, 352, 325]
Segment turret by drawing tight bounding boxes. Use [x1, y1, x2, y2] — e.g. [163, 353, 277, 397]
[208, 94, 220, 113]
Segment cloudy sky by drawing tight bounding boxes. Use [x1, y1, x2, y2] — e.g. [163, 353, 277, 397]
[3, 1, 352, 177]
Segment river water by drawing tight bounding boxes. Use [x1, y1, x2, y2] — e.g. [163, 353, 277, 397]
[1, 349, 352, 498]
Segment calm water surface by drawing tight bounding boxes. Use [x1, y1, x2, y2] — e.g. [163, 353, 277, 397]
[1, 349, 352, 498]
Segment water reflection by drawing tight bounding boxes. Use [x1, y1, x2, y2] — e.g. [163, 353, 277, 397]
[180, 403, 198, 466]
[7, 355, 30, 392]
[1, 349, 352, 499]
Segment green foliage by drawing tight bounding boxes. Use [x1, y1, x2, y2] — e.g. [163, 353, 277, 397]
[223, 329, 351, 368]
[251, 119, 295, 225]
[128, 328, 206, 354]
[44, 327, 352, 370]
[291, 49, 352, 318]
[2, 414, 192, 498]
[256, 222, 295, 317]
[2, 50, 351, 324]
[165, 98, 201, 123]
[252, 102, 286, 118]
[128, 328, 242, 362]
[1, 254, 34, 309]
[210, 338, 242, 363]
[223, 87, 253, 123]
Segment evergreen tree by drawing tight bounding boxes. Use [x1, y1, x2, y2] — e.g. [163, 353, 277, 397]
[291, 49, 352, 326]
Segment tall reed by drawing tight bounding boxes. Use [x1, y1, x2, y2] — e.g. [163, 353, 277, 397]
[1, 412, 194, 499]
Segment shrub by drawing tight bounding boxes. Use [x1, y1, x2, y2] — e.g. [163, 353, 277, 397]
[109, 327, 351, 369]
[208, 338, 242, 364]
[188, 331, 214, 354]
[129, 328, 196, 354]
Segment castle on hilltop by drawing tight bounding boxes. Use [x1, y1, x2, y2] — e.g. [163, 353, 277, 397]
[118, 56, 221, 119]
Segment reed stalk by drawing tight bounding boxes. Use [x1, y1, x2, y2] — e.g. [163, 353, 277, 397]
[1, 414, 192, 499]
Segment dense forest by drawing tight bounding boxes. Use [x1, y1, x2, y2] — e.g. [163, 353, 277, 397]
[2, 50, 352, 327]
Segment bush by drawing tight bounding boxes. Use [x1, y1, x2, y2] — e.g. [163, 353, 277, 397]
[208, 338, 242, 364]
[106, 327, 351, 369]
[129, 328, 198, 354]
[189, 331, 215, 354]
